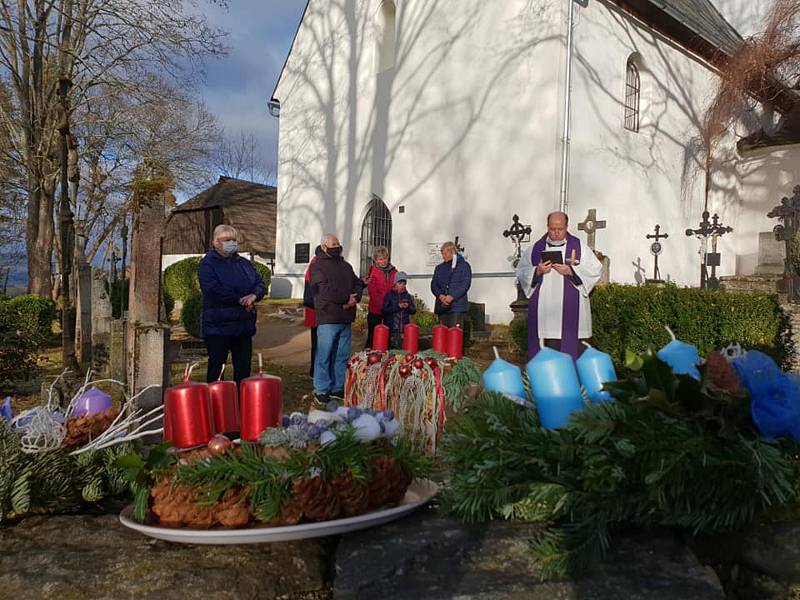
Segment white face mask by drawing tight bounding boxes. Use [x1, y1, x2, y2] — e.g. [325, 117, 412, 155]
[221, 240, 237, 255]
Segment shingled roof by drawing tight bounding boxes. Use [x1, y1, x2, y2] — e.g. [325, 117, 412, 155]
[164, 176, 277, 257]
[172, 176, 276, 212]
[613, 0, 742, 61]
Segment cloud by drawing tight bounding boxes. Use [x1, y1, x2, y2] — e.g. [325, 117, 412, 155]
[195, 0, 306, 183]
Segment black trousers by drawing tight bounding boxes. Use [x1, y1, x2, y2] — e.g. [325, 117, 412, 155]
[438, 312, 465, 328]
[205, 335, 253, 385]
[365, 313, 385, 349]
[309, 326, 317, 377]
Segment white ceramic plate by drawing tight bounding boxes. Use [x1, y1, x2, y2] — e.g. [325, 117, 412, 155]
[118, 479, 438, 544]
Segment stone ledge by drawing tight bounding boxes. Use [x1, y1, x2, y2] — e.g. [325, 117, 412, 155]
[335, 507, 724, 600]
[0, 513, 333, 600]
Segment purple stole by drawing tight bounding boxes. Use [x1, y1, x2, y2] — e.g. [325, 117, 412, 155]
[527, 232, 582, 361]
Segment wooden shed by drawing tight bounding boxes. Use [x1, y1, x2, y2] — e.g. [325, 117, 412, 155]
[163, 176, 277, 259]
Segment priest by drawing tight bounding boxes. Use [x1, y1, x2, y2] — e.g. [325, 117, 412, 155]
[515, 211, 602, 361]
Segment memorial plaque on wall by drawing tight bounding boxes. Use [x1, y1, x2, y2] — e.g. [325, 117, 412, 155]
[295, 243, 310, 264]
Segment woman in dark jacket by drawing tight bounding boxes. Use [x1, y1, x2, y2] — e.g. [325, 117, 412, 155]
[431, 241, 472, 327]
[198, 224, 267, 384]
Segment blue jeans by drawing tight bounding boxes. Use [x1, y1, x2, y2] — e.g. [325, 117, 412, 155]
[314, 323, 352, 394]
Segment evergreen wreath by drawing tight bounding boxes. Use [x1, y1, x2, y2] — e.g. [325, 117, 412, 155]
[0, 419, 132, 523]
[440, 350, 800, 579]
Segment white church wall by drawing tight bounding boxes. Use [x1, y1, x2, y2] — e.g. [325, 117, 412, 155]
[732, 145, 800, 273]
[273, 0, 794, 322]
[274, 0, 567, 322]
[566, 0, 754, 287]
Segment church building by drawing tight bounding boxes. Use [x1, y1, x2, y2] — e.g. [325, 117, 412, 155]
[270, 0, 800, 322]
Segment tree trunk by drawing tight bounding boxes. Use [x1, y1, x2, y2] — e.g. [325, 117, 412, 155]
[26, 179, 55, 297]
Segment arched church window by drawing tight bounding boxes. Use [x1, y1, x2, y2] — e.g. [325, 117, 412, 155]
[624, 58, 641, 132]
[376, 1, 396, 73]
[359, 196, 392, 277]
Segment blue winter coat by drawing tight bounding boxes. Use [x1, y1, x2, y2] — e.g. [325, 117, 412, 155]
[198, 249, 267, 337]
[430, 255, 472, 313]
[382, 290, 416, 333]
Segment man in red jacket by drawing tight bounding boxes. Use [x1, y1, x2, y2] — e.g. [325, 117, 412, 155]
[303, 246, 323, 377]
[364, 246, 396, 349]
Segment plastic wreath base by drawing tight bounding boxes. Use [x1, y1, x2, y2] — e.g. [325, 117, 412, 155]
[118, 479, 438, 544]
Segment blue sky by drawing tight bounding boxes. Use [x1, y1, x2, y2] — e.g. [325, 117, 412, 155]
[197, 0, 307, 183]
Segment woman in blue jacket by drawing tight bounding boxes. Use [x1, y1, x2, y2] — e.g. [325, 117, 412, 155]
[198, 224, 267, 384]
[430, 241, 472, 327]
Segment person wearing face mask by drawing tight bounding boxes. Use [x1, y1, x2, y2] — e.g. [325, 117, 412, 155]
[308, 233, 364, 403]
[515, 211, 602, 362]
[198, 224, 267, 385]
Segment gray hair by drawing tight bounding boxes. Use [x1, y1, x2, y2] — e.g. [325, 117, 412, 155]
[213, 224, 238, 240]
[372, 246, 389, 260]
[440, 241, 456, 253]
[321, 233, 339, 246]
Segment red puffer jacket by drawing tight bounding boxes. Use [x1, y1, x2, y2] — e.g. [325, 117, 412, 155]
[367, 264, 396, 315]
[303, 256, 317, 327]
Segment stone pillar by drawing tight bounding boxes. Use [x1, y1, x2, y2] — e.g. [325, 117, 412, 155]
[599, 255, 611, 286]
[110, 319, 127, 383]
[75, 263, 93, 367]
[130, 325, 171, 411]
[127, 177, 169, 407]
[91, 269, 113, 375]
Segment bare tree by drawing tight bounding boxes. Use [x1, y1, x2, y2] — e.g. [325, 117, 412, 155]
[701, 0, 800, 209]
[73, 79, 221, 264]
[214, 129, 274, 184]
[0, 0, 227, 296]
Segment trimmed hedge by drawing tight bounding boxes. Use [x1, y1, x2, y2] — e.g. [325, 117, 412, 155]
[181, 294, 202, 338]
[3, 295, 56, 338]
[411, 311, 437, 332]
[0, 300, 45, 386]
[510, 284, 790, 366]
[252, 260, 272, 293]
[163, 257, 202, 302]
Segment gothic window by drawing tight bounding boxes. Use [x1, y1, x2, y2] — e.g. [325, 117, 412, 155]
[624, 58, 640, 132]
[359, 196, 392, 277]
[376, 1, 396, 73]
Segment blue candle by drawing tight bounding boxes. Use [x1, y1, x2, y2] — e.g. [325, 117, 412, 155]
[526, 347, 584, 429]
[576, 346, 617, 403]
[483, 347, 526, 398]
[657, 327, 700, 380]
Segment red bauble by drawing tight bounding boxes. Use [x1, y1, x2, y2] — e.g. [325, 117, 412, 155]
[398, 364, 412, 378]
[424, 357, 438, 368]
[404, 354, 415, 363]
[368, 352, 382, 365]
[207, 434, 233, 456]
[413, 358, 425, 370]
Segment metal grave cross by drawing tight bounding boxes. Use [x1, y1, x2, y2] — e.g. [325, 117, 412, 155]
[645, 224, 668, 283]
[503, 214, 533, 308]
[502, 214, 532, 268]
[767, 184, 800, 302]
[577, 208, 607, 250]
[684, 211, 733, 290]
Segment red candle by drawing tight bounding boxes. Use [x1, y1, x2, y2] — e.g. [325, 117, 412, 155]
[447, 325, 464, 360]
[240, 371, 283, 442]
[403, 323, 419, 354]
[208, 379, 239, 435]
[432, 324, 448, 354]
[163, 379, 214, 449]
[373, 324, 390, 352]
[162, 399, 173, 443]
